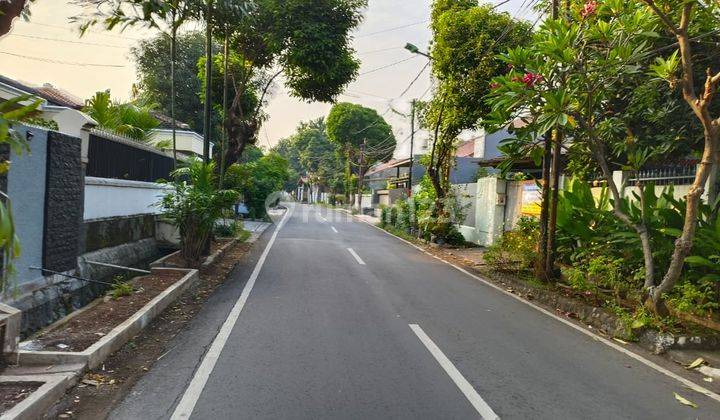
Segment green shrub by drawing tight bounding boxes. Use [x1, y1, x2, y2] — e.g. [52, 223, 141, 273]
[110, 281, 133, 299]
[214, 220, 242, 237]
[445, 228, 466, 246]
[484, 220, 539, 273]
[160, 159, 239, 265]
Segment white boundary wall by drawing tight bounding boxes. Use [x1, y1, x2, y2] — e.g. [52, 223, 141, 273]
[84, 177, 171, 220]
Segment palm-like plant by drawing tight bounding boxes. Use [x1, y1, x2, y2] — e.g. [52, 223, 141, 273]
[84, 90, 159, 143]
[159, 158, 239, 265]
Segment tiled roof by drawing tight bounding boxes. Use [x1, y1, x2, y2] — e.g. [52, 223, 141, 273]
[34, 84, 84, 109]
[455, 139, 475, 157]
[150, 111, 192, 130]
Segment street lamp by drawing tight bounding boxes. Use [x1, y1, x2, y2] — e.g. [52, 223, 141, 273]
[404, 43, 432, 60]
[404, 43, 432, 195]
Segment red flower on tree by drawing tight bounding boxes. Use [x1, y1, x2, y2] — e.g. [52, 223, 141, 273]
[581, 0, 597, 19]
[522, 72, 543, 87]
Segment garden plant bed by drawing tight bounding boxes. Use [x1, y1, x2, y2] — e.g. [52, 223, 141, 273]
[0, 382, 41, 414]
[28, 271, 185, 353]
[46, 238, 259, 419]
[152, 238, 234, 269]
[16, 268, 199, 370]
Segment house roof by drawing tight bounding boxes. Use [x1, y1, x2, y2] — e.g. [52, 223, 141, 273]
[34, 84, 84, 109]
[365, 158, 411, 176]
[150, 111, 192, 130]
[455, 139, 475, 157]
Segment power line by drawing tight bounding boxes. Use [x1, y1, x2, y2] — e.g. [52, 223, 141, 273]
[359, 56, 418, 76]
[0, 51, 126, 67]
[356, 19, 430, 38]
[357, 46, 405, 55]
[6, 33, 128, 49]
[397, 61, 430, 98]
[24, 21, 144, 41]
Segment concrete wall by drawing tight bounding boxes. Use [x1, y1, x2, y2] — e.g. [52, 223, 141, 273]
[7, 126, 47, 283]
[84, 177, 169, 220]
[455, 177, 507, 246]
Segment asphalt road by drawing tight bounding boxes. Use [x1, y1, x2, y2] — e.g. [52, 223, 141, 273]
[111, 203, 720, 419]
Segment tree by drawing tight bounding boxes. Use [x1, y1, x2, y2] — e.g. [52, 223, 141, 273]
[224, 151, 290, 218]
[639, 0, 720, 312]
[131, 31, 211, 134]
[218, 0, 367, 170]
[160, 158, 239, 265]
[486, 0, 720, 313]
[422, 0, 532, 239]
[0, 0, 33, 36]
[84, 90, 160, 142]
[326, 103, 395, 205]
[73, 0, 205, 166]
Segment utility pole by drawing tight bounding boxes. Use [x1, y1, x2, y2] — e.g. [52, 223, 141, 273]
[219, 28, 229, 188]
[408, 99, 416, 194]
[170, 11, 177, 168]
[357, 139, 366, 210]
[202, 0, 213, 163]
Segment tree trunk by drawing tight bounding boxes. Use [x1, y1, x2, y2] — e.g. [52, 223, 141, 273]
[591, 140, 656, 291]
[545, 129, 562, 279]
[649, 131, 717, 313]
[170, 22, 178, 168]
[535, 135, 552, 281]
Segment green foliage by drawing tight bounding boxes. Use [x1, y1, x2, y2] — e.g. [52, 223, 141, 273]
[159, 158, 239, 265]
[224, 152, 290, 219]
[110, 281, 134, 299]
[131, 31, 214, 134]
[214, 220, 242, 237]
[84, 91, 160, 142]
[326, 102, 395, 166]
[484, 216, 539, 273]
[430, 1, 532, 133]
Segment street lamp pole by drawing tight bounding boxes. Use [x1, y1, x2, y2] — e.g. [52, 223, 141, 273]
[408, 99, 416, 194]
[404, 43, 432, 196]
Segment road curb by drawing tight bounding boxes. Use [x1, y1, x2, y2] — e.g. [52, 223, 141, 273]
[339, 209, 720, 403]
[0, 373, 77, 420]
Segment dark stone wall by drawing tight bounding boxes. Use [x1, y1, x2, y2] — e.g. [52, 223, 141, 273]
[82, 214, 156, 254]
[42, 131, 83, 273]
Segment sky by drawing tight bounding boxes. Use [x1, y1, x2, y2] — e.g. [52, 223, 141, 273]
[0, 0, 534, 157]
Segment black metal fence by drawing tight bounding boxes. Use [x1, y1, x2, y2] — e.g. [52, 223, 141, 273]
[86, 133, 173, 182]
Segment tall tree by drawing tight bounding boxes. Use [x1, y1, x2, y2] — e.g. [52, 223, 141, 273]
[73, 0, 203, 166]
[326, 103, 395, 205]
[131, 31, 211, 133]
[424, 0, 532, 239]
[218, 0, 367, 170]
[639, 0, 720, 312]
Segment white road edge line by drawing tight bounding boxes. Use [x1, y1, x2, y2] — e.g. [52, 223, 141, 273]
[355, 215, 720, 404]
[410, 324, 500, 420]
[331, 226, 338, 233]
[347, 247, 366, 265]
[170, 205, 293, 420]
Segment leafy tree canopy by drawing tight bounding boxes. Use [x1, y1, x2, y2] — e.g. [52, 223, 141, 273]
[429, 0, 533, 134]
[131, 31, 212, 133]
[326, 102, 395, 165]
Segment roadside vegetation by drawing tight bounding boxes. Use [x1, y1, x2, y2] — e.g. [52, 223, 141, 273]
[372, 0, 720, 338]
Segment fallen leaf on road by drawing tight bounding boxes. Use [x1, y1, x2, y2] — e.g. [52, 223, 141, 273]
[613, 338, 629, 345]
[674, 392, 698, 408]
[686, 357, 705, 369]
[703, 377, 713, 382]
